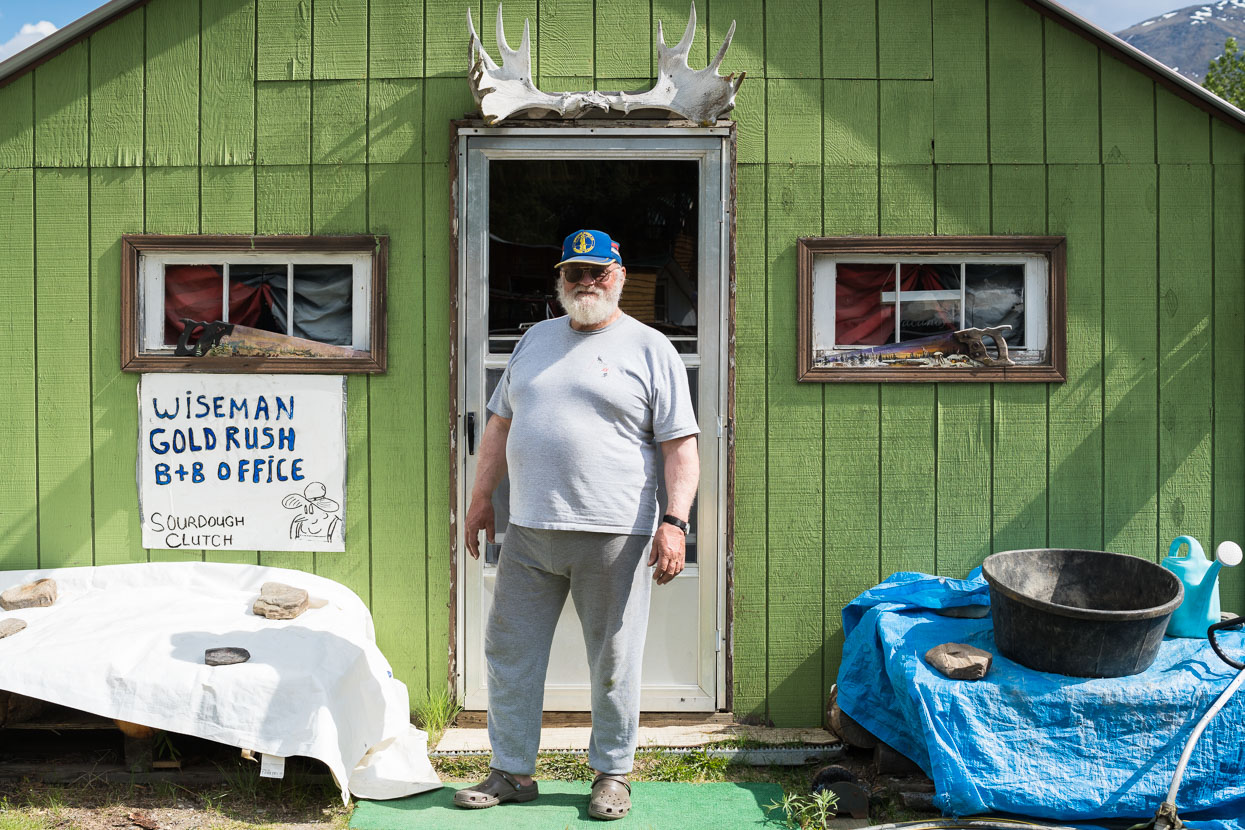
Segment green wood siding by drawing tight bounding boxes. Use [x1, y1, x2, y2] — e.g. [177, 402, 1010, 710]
[2, 0, 1244, 725]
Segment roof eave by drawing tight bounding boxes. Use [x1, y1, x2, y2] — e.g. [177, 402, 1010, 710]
[0, 0, 149, 89]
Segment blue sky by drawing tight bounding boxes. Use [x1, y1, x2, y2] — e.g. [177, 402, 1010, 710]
[0, 0, 1194, 64]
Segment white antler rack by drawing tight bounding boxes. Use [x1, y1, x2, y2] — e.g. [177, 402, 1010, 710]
[467, 2, 745, 125]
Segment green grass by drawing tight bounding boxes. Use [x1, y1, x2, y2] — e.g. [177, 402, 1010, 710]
[412, 687, 463, 747]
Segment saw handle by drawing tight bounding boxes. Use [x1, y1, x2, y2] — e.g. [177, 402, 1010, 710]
[1208, 615, 1245, 670]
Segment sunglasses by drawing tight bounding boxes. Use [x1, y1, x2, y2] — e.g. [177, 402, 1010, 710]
[561, 265, 616, 283]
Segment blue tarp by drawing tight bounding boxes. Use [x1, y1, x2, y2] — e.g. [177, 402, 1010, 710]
[837, 570, 1245, 829]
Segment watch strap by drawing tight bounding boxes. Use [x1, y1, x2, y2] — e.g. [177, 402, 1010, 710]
[661, 514, 689, 534]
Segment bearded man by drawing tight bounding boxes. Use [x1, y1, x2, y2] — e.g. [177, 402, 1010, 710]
[457, 229, 700, 820]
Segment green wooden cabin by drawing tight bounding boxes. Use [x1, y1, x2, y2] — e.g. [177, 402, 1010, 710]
[1, 0, 1243, 728]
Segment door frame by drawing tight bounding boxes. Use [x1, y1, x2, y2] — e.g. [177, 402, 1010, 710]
[447, 120, 737, 711]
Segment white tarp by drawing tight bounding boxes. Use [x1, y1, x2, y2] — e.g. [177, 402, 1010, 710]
[0, 562, 440, 803]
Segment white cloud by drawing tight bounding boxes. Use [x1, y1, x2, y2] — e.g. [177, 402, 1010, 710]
[0, 21, 57, 63]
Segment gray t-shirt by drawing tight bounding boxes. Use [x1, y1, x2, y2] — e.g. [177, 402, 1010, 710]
[487, 313, 699, 535]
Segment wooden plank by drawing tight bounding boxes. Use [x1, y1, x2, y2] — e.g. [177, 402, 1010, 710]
[990, 164, 1046, 235]
[824, 79, 878, 167]
[1046, 164, 1103, 549]
[313, 81, 367, 165]
[731, 163, 767, 718]
[144, 167, 199, 235]
[733, 77, 766, 165]
[1212, 119, 1245, 165]
[1213, 163, 1245, 611]
[89, 9, 144, 167]
[370, 0, 423, 79]
[880, 165, 934, 235]
[823, 0, 875, 79]
[1103, 164, 1158, 558]
[35, 169, 93, 569]
[766, 0, 819, 79]
[0, 75, 33, 167]
[427, 0, 482, 78]
[934, 164, 989, 234]
[311, 165, 368, 233]
[201, 0, 256, 166]
[987, 0, 1043, 164]
[257, 82, 311, 165]
[936, 385, 991, 577]
[257, 165, 312, 234]
[595, 1, 648, 78]
[366, 163, 425, 692]
[1156, 88, 1211, 165]
[710, 0, 763, 80]
[424, 78, 476, 165]
[768, 79, 822, 166]
[34, 43, 88, 168]
[201, 166, 255, 235]
[313, 0, 367, 79]
[143, 166, 204, 563]
[0, 169, 37, 570]
[823, 384, 880, 690]
[422, 161, 453, 696]
[932, 0, 987, 164]
[539, 0, 593, 78]
[369, 80, 424, 165]
[1158, 165, 1213, 549]
[1044, 17, 1099, 165]
[990, 162, 1047, 554]
[878, 0, 931, 79]
[257, 0, 311, 81]
[89, 169, 145, 567]
[825, 166, 879, 235]
[881, 385, 936, 576]
[880, 81, 933, 165]
[933, 163, 991, 575]
[1101, 56, 1154, 165]
[765, 163, 823, 727]
[146, 0, 200, 167]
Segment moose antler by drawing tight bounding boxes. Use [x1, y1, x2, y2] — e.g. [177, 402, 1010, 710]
[467, 2, 744, 126]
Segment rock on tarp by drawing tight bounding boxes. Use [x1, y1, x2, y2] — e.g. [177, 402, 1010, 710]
[836, 570, 1245, 828]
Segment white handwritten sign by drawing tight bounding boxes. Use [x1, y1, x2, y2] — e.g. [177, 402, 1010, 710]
[139, 374, 347, 552]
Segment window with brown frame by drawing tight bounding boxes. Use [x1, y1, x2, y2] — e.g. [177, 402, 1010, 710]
[121, 235, 387, 373]
[797, 237, 1066, 382]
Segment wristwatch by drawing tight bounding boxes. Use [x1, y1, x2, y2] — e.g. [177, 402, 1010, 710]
[661, 514, 689, 535]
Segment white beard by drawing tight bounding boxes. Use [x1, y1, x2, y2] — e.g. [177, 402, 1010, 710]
[556, 276, 624, 327]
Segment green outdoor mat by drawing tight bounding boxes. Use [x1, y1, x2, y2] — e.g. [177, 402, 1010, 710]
[351, 781, 783, 829]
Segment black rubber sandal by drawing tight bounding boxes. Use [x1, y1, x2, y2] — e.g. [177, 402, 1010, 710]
[588, 772, 631, 820]
[453, 768, 539, 809]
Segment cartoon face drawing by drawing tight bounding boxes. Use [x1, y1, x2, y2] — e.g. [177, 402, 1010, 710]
[282, 482, 341, 542]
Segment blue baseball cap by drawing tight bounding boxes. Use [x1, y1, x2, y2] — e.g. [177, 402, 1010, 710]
[555, 229, 622, 268]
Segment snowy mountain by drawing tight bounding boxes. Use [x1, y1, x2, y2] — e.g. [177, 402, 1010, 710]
[1116, 1, 1245, 81]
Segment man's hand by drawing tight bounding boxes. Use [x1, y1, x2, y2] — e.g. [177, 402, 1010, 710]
[649, 522, 686, 585]
[465, 495, 495, 560]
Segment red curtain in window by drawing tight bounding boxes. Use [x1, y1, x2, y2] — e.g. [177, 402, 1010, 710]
[163, 265, 272, 345]
[835, 264, 952, 346]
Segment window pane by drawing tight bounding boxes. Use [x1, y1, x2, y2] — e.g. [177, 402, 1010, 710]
[229, 264, 288, 336]
[292, 264, 353, 345]
[487, 159, 700, 354]
[835, 263, 895, 346]
[898, 263, 960, 341]
[966, 264, 1025, 344]
[163, 264, 223, 345]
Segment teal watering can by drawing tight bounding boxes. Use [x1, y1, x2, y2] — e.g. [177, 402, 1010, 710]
[1161, 536, 1243, 638]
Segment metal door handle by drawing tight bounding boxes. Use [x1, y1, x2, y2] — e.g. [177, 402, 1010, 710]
[466, 412, 477, 455]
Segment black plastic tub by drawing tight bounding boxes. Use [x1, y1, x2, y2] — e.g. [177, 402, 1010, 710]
[982, 548, 1184, 678]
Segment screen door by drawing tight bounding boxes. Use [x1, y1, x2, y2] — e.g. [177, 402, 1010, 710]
[455, 129, 730, 711]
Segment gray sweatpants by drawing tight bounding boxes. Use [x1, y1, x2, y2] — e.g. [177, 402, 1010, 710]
[485, 523, 654, 776]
